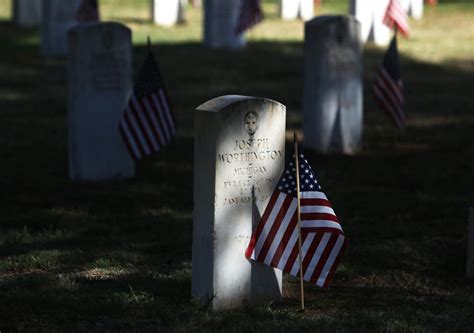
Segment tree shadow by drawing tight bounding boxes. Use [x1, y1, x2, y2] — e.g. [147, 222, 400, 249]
[0, 23, 473, 329]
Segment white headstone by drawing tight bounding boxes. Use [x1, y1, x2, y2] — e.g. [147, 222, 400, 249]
[152, 0, 185, 26]
[303, 16, 363, 154]
[280, 0, 314, 21]
[349, 0, 391, 46]
[192, 95, 285, 310]
[204, 0, 245, 49]
[401, 0, 423, 20]
[467, 208, 474, 278]
[68, 22, 134, 181]
[13, 0, 42, 26]
[41, 0, 81, 57]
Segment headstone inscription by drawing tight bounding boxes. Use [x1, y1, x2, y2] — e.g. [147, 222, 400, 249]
[280, 0, 314, 21]
[13, 0, 42, 26]
[204, 0, 244, 49]
[349, 0, 391, 46]
[41, 0, 81, 57]
[401, 0, 423, 20]
[192, 95, 285, 310]
[303, 15, 363, 154]
[152, 0, 185, 26]
[467, 208, 474, 278]
[68, 22, 134, 181]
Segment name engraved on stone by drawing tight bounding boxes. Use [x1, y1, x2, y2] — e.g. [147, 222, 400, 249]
[193, 95, 285, 310]
[326, 46, 361, 73]
[88, 52, 123, 92]
[217, 134, 283, 207]
[68, 22, 134, 181]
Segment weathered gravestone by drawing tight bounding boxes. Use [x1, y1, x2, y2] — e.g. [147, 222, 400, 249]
[152, 0, 185, 26]
[349, 0, 391, 46]
[204, 0, 244, 49]
[303, 16, 363, 154]
[467, 208, 474, 278]
[401, 0, 423, 20]
[12, 0, 42, 26]
[41, 0, 81, 57]
[192, 95, 285, 310]
[68, 22, 134, 181]
[280, 0, 314, 21]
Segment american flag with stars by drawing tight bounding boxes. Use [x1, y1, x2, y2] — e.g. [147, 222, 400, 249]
[119, 50, 176, 160]
[245, 152, 347, 288]
[383, 0, 410, 37]
[235, 0, 264, 35]
[373, 36, 406, 129]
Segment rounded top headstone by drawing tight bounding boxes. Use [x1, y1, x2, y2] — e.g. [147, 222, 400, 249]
[68, 21, 131, 38]
[196, 95, 284, 113]
[306, 14, 359, 27]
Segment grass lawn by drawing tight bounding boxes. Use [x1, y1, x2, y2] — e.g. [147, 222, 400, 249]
[0, 0, 473, 331]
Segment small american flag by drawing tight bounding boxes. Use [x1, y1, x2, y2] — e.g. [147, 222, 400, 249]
[119, 50, 176, 160]
[235, 0, 264, 35]
[383, 0, 410, 37]
[373, 36, 406, 129]
[245, 152, 347, 288]
[75, 0, 100, 22]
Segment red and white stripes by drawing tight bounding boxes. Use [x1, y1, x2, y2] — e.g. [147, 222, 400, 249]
[246, 190, 347, 288]
[119, 89, 175, 160]
[384, 0, 410, 37]
[373, 68, 405, 129]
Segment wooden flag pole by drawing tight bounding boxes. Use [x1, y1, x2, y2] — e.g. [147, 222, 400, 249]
[293, 132, 305, 311]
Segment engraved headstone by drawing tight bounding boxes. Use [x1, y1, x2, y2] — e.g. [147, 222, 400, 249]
[152, 0, 185, 26]
[41, 0, 81, 57]
[401, 0, 423, 20]
[68, 22, 134, 181]
[467, 208, 474, 278]
[280, 0, 314, 21]
[349, 0, 391, 46]
[192, 95, 285, 310]
[303, 16, 363, 154]
[12, 0, 42, 26]
[204, 0, 244, 49]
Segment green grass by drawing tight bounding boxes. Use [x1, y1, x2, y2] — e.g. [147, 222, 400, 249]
[1, 0, 474, 331]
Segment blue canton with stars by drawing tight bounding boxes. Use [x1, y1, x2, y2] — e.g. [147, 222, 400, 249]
[277, 153, 322, 196]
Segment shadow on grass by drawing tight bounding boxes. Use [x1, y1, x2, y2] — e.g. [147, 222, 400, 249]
[0, 21, 473, 331]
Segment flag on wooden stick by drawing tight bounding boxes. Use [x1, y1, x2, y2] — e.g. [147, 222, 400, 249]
[235, 0, 264, 35]
[373, 36, 406, 129]
[383, 0, 410, 37]
[119, 44, 176, 160]
[245, 151, 347, 288]
[75, 0, 100, 22]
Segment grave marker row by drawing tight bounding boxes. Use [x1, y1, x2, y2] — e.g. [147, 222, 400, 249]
[280, 0, 313, 21]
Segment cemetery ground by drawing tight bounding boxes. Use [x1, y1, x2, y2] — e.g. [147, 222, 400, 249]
[0, 0, 473, 331]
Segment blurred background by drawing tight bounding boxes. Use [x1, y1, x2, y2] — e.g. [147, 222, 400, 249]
[0, 0, 473, 331]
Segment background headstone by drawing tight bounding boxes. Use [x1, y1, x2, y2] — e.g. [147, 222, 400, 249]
[349, 0, 391, 46]
[152, 0, 185, 26]
[12, 0, 42, 26]
[68, 22, 134, 181]
[303, 15, 363, 154]
[204, 0, 245, 49]
[467, 208, 474, 278]
[280, 0, 314, 21]
[401, 0, 423, 20]
[41, 0, 81, 57]
[192, 95, 285, 310]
